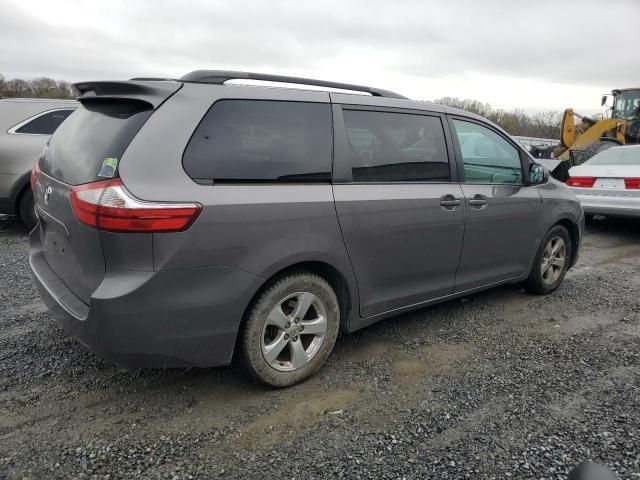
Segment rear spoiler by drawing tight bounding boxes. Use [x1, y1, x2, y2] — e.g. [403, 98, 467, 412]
[73, 80, 181, 109]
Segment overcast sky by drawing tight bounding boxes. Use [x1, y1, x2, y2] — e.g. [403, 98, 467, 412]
[1, 0, 637, 113]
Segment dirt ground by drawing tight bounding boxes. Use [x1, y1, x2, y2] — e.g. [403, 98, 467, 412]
[1, 216, 639, 479]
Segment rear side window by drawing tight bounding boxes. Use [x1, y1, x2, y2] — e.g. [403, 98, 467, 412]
[40, 100, 153, 185]
[342, 109, 450, 182]
[14, 109, 74, 135]
[452, 119, 523, 184]
[183, 100, 332, 182]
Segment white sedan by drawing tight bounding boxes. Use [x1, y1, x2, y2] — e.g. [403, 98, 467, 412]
[567, 145, 640, 218]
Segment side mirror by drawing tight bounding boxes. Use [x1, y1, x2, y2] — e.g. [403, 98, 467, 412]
[529, 163, 547, 185]
[601, 95, 608, 106]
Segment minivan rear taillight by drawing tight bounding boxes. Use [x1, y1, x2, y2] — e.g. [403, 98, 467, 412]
[566, 176, 596, 188]
[70, 179, 201, 233]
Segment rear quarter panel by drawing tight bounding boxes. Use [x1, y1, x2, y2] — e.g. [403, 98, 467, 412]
[0, 133, 49, 175]
[0, 101, 77, 209]
[118, 83, 359, 311]
[0, 101, 76, 175]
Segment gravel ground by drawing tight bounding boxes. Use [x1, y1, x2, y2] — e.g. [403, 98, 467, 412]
[1, 216, 639, 480]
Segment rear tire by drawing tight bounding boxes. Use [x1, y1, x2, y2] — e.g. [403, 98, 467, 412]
[525, 225, 572, 295]
[18, 189, 37, 231]
[239, 272, 340, 387]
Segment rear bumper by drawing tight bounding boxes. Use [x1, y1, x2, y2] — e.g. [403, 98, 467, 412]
[30, 232, 263, 368]
[573, 189, 640, 218]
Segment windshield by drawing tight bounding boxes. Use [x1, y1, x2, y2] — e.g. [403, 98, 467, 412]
[612, 90, 640, 119]
[586, 147, 640, 165]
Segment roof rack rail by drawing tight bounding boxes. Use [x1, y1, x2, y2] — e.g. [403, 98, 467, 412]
[179, 70, 408, 99]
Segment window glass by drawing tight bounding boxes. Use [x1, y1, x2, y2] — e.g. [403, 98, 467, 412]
[613, 90, 640, 120]
[342, 109, 450, 182]
[15, 109, 74, 135]
[586, 147, 640, 166]
[452, 120, 523, 184]
[41, 100, 152, 185]
[183, 100, 332, 182]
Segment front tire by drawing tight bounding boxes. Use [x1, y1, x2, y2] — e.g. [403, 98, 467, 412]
[239, 272, 340, 387]
[525, 225, 572, 295]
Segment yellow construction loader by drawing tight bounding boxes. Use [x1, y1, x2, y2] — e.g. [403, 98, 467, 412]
[554, 88, 640, 165]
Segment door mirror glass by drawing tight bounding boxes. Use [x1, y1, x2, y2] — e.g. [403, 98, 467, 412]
[601, 95, 608, 107]
[529, 163, 546, 184]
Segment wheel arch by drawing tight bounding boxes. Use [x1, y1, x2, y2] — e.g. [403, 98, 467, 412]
[7, 171, 31, 215]
[553, 217, 580, 268]
[258, 260, 353, 331]
[232, 259, 357, 364]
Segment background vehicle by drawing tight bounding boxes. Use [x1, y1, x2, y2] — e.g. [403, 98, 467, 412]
[0, 98, 77, 228]
[30, 71, 583, 387]
[554, 88, 640, 166]
[567, 144, 640, 219]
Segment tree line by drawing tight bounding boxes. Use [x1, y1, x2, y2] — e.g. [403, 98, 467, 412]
[433, 97, 561, 140]
[0, 74, 77, 99]
[0, 74, 562, 140]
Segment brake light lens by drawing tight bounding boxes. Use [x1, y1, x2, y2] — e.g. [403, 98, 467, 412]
[566, 176, 596, 188]
[624, 178, 640, 189]
[70, 179, 202, 233]
[30, 161, 41, 190]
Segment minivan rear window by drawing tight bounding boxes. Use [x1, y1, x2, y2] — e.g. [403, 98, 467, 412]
[183, 100, 332, 182]
[40, 99, 153, 185]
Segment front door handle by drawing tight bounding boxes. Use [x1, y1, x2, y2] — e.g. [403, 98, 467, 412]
[440, 195, 462, 210]
[468, 194, 488, 208]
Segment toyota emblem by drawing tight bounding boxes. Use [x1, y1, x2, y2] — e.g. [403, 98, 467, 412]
[44, 185, 53, 205]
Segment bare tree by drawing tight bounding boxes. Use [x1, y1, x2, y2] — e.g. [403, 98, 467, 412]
[531, 111, 562, 139]
[0, 74, 77, 99]
[434, 97, 560, 139]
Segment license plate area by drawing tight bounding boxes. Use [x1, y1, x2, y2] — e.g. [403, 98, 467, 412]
[37, 208, 71, 258]
[36, 205, 70, 236]
[594, 178, 624, 189]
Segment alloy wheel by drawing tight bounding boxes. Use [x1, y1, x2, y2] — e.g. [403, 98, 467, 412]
[261, 292, 328, 372]
[541, 236, 566, 285]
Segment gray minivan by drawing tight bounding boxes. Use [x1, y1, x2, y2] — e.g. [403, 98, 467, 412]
[30, 71, 584, 386]
[0, 98, 77, 228]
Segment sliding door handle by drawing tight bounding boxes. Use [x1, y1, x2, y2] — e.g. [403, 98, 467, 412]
[440, 194, 462, 210]
[468, 194, 488, 208]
